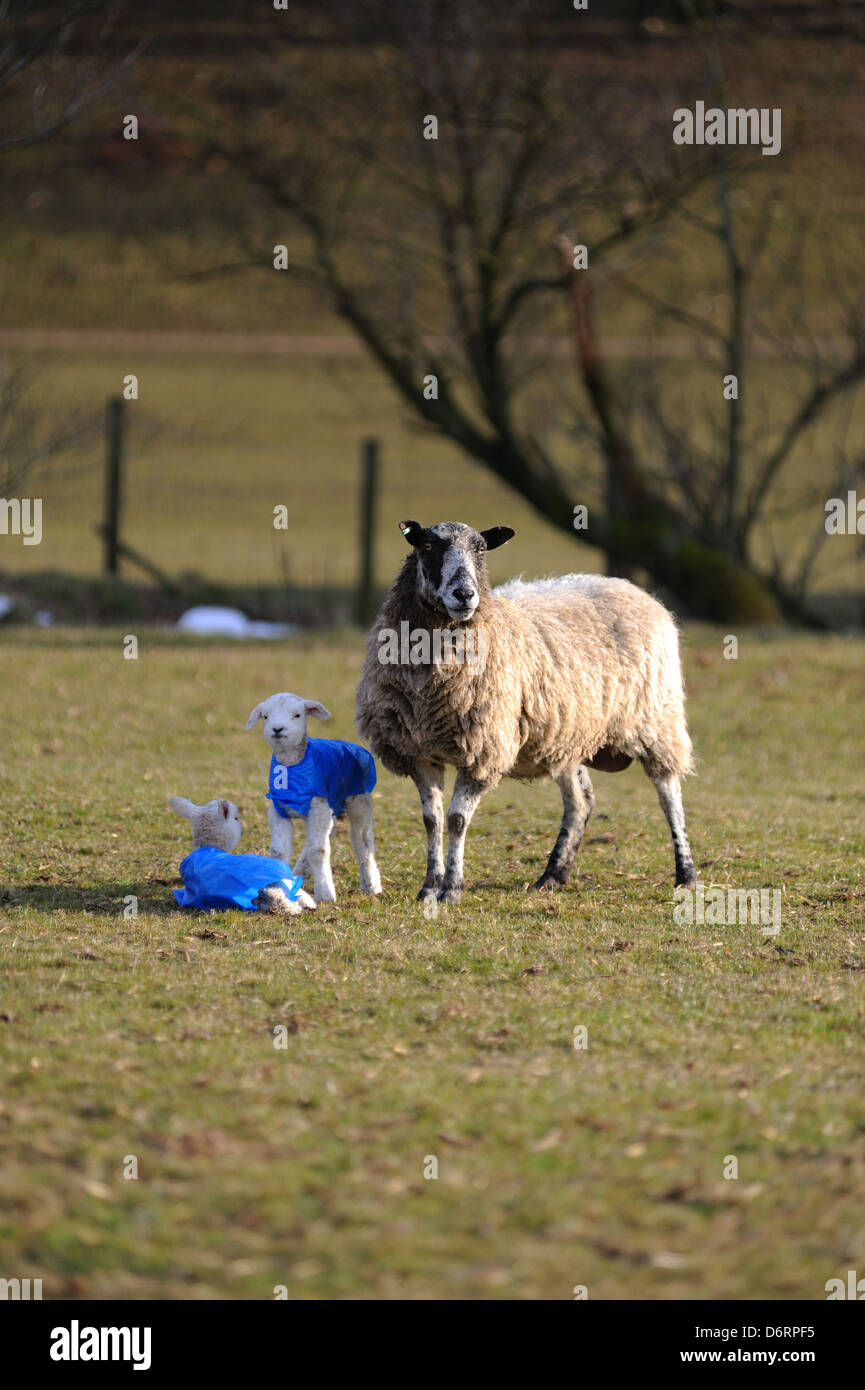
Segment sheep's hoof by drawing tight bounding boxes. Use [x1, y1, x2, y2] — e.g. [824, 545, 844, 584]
[532, 872, 566, 892]
[437, 886, 462, 905]
[676, 866, 698, 888]
[416, 886, 440, 903]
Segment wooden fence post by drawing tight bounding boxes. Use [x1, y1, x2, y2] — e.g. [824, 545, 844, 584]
[103, 396, 125, 576]
[355, 437, 379, 626]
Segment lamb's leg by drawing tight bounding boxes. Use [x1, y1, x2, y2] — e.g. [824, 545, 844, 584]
[294, 813, 338, 880]
[345, 792, 382, 895]
[649, 769, 697, 887]
[292, 818, 309, 878]
[267, 800, 294, 863]
[534, 764, 595, 891]
[411, 761, 445, 902]
[305, 797, 337, 902]
[439, 768, 487, 905]
[254, 883, 316, 916]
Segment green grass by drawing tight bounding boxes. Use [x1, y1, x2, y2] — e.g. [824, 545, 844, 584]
[1, 625, 863, 1299]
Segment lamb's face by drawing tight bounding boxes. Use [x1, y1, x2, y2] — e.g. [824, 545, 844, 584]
[170, 795, 243, 852]
[245, 692, 331, 762]
[203, 798, 243, 852]
[399, 520, 515, 622]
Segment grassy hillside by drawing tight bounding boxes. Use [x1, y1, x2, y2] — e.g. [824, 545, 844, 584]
[3, 348, 861, 602]
[0, 350, 603, 589]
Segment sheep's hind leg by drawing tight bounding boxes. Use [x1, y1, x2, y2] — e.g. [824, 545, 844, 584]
[412, 761, 445, 902]
[649, 768, 697, 888]
[439, 768, 487, 905]
[345, 793, 382, 895]
[533, 765, 595, 891]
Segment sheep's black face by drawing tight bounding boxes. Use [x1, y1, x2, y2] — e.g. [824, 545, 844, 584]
[399, 520, 514, 622]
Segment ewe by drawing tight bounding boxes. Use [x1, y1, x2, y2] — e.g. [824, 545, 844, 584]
[245, 692, 381, 903]
[170, 795, 316, 915]
[356, 520, 698, 904]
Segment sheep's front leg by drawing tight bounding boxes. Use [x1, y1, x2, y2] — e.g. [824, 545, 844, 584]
[305, 797, 337, 902]
[439, 768, 487, 905]
[534, 764, 595, 890]
[267, 800, 294, 863]
[345, 793, 382, 895]
[411, 761, 445, 902]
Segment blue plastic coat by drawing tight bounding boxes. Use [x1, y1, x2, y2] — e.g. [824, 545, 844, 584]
[267, 739, 376, 818]
[173, 846, 304, 912]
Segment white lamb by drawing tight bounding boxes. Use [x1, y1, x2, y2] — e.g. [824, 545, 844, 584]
[170, 795, 316, 915]
[245, 692, 382, 903]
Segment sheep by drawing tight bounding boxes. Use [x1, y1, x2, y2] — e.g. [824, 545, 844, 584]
[245, 692, 382, 903]
[355, 520, 698, 904]
[169, 795, 316, 915]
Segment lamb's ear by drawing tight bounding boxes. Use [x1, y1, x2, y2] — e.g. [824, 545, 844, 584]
[480, 526, 515, 551]
[399, 519, 426, 547]
[245, 703, 264, 730]
[219, 799, 231, 819]
[170, 796, 196, 819]
[304, 700, 331, 721]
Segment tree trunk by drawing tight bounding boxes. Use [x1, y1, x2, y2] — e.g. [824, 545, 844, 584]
[552, 235, 780, 621]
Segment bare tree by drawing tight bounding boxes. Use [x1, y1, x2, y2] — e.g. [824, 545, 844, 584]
[183, 0, 864, 621]
[0, 0, 141, 496]
[0, 0, 138, 154]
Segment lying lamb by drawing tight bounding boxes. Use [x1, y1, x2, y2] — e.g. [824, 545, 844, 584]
[245, 692, 381, 903]
[170, 795, 316, 914]
[356, 519, 698, 904]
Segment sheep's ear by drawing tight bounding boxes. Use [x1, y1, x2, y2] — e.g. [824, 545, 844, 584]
[304, 700, 331, 721]
[480, 526, 515, 551]
[245, 703, 264, 730]
[170, 796, 196, 819]
[399, 519, 426, 547]
[219, 799, 231, 819]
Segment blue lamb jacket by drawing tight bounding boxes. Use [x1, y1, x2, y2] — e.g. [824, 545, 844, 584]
[267, 739, 376, 818]
[174, 846, 303, 911]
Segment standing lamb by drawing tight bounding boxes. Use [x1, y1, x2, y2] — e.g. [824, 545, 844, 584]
[356, 520, 698, 904]
[245, 692, 382, 903]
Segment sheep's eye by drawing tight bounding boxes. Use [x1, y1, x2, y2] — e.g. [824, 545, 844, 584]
[424, 542, 432, 551]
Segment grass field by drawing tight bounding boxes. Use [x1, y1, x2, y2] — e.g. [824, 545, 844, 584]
[5, 347, 863, 604]
[1, 625, 863, 1300]
[3, 350, 600, 589]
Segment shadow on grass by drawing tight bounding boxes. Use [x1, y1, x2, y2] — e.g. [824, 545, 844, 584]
[7, 881, 181, 918]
